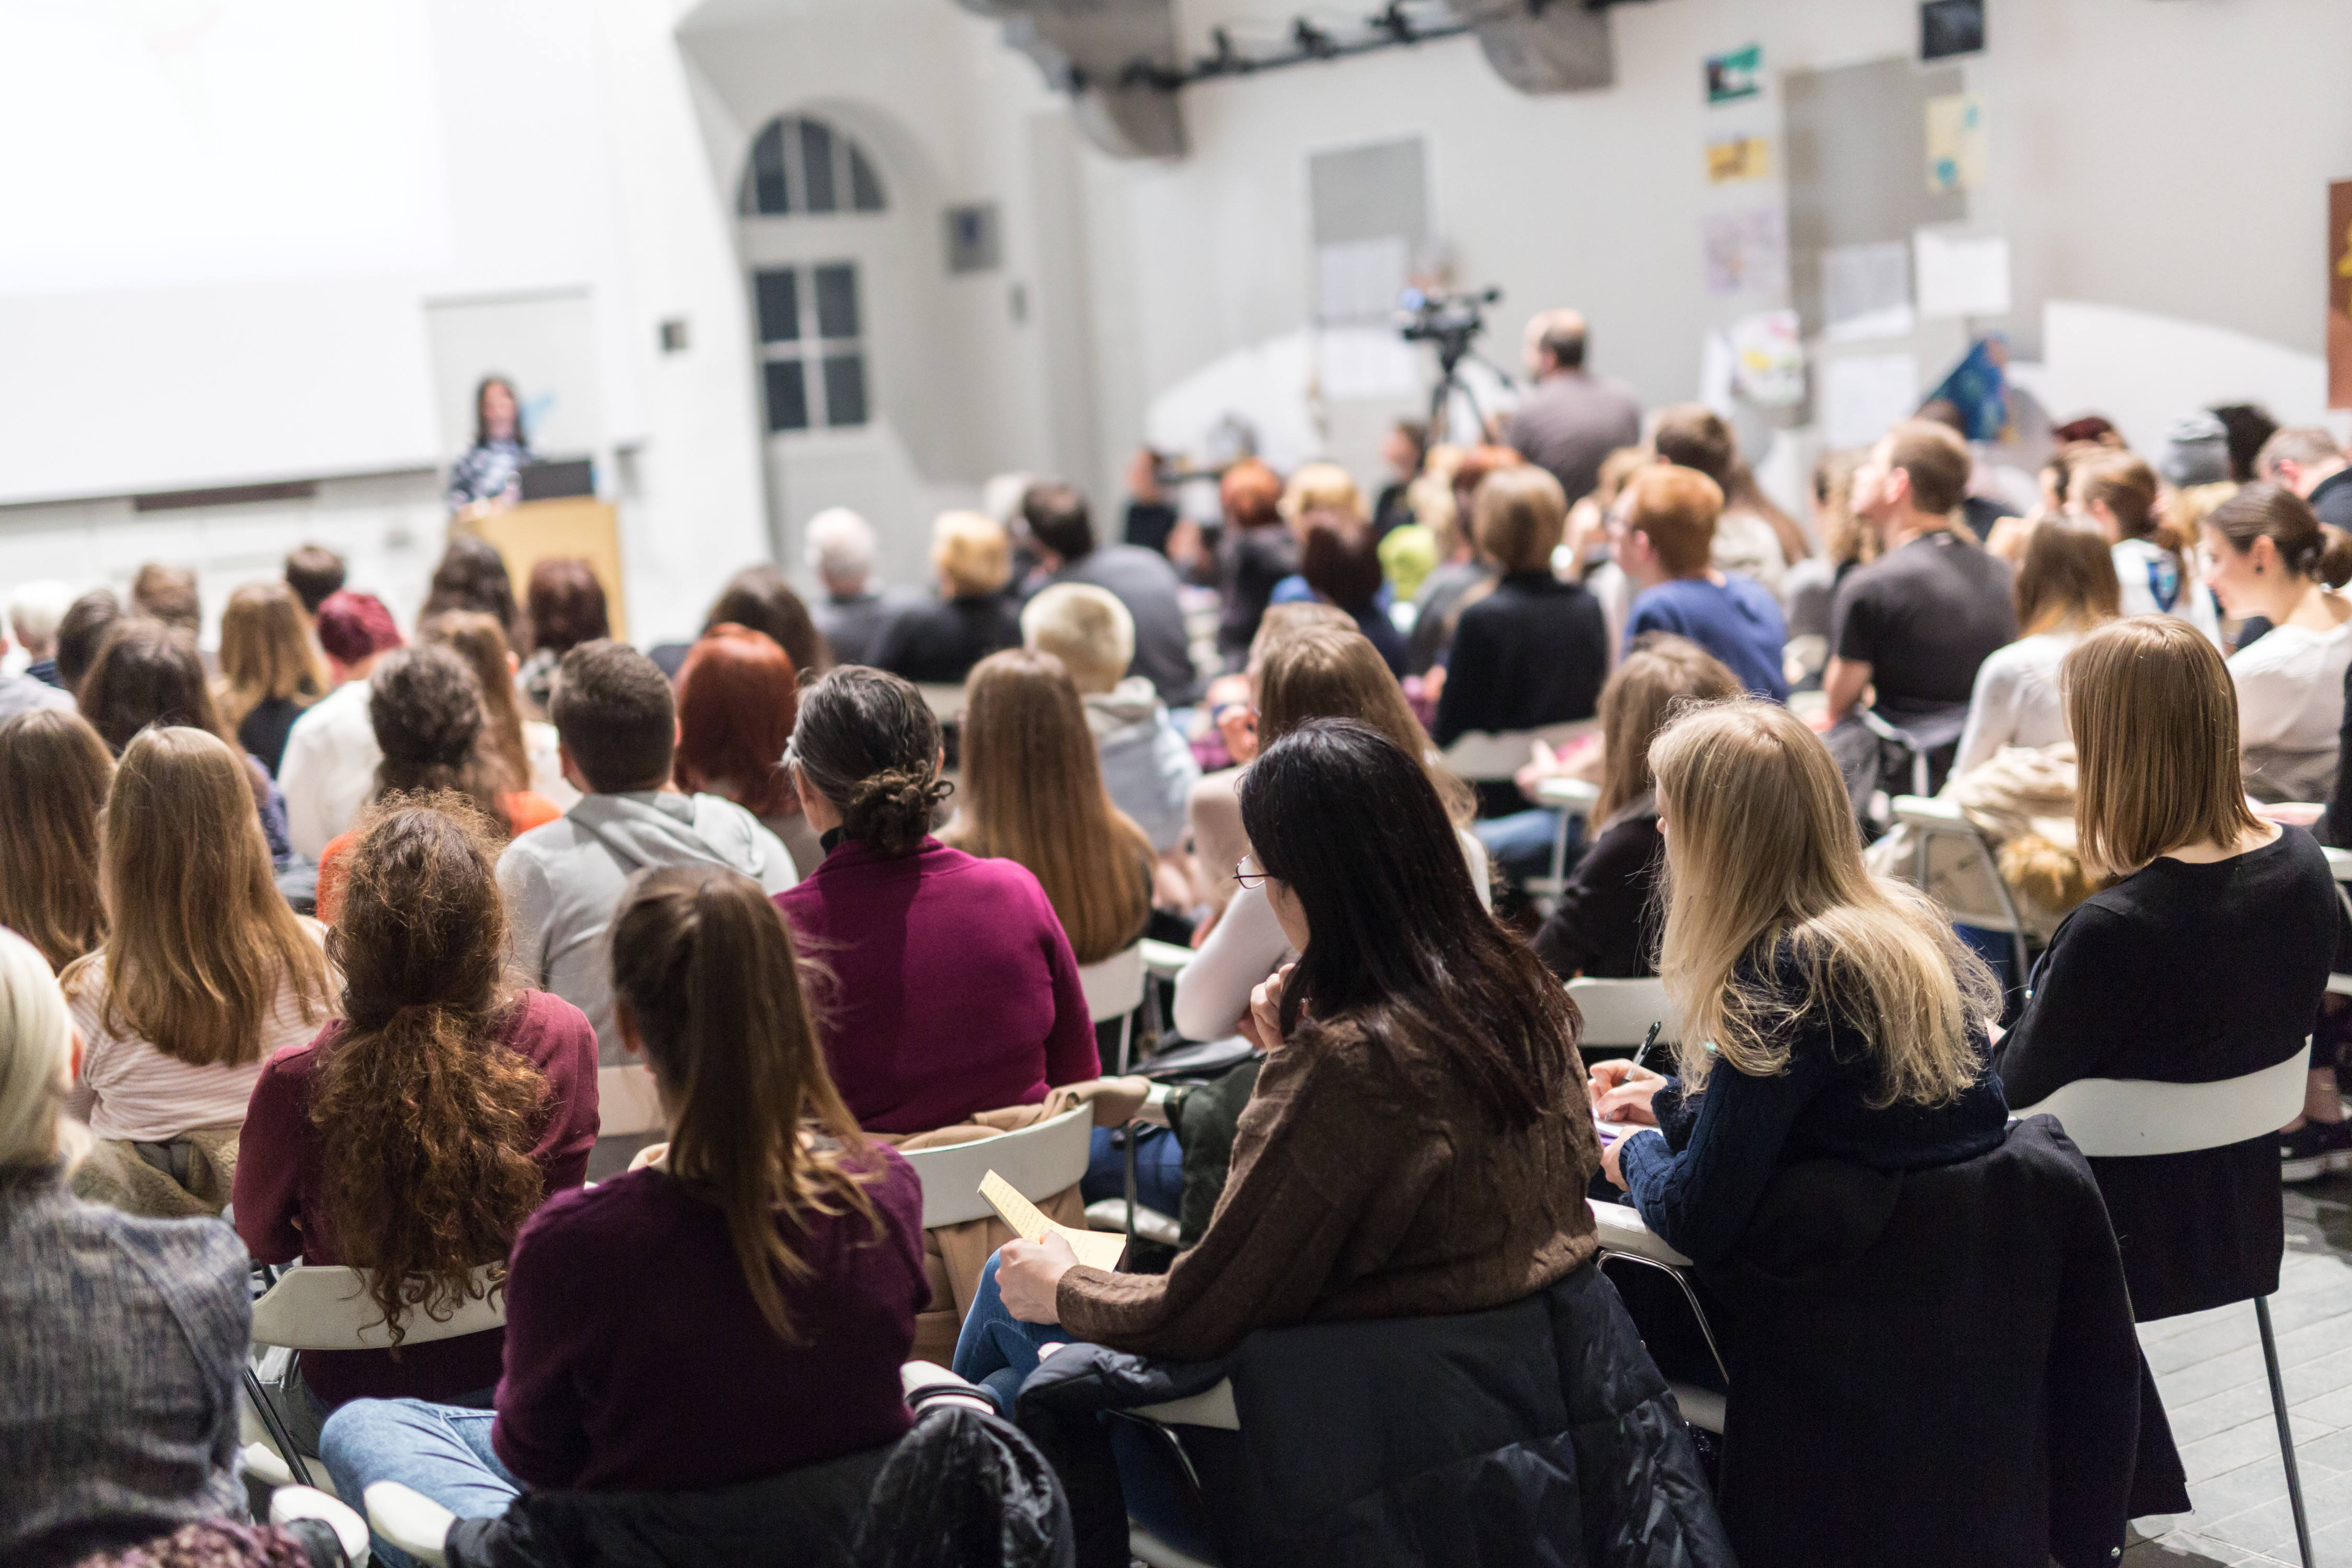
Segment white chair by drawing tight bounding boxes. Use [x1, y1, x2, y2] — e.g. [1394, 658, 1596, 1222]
[243, 1264, 508, 1494]
[1079, 943, 1148, 1073]
[1889, 793, 2034, 985]
[595, 1062, 665, 1139]
[365, 1483, 455, 1567]
[1566, 976, 1679, 1055]
[1438, 720, 1596, 784]
[271, 1485, 373, 1565]
[2012, 1044, 2316, 1568]
[898, 1102, 1097, 1231]
[1535, 774, 1601, 908]
[916, 682, 967, 721]
[1585, 1200, 1727, 1436]
[1140, 937, 1196, 983]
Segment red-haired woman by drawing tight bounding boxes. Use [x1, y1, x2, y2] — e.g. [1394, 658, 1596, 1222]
[673, 624, 818, 877]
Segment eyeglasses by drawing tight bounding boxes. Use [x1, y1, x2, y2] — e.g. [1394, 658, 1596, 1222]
[1232, 856, 1270, 891]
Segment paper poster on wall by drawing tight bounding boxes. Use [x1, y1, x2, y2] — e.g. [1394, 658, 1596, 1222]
[1700, 330, 1736, 418]
[1702, 207, 1788, 297]
[1706, 136, 1771, 184]
[1822, 242, 1915, 341]
[1705, 44, 1762, 104]
[1316, 237, 1410, 322]
[2330, 182, 2352, 409]
[1924, 95, 1986, 195]
[1914, 229, 2011, 319]
[1821, 353, 1920, 451]
[1732, 310, 1806, 409]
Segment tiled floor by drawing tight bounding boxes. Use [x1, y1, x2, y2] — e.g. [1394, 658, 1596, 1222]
[2124, 1168, 2352, 1567]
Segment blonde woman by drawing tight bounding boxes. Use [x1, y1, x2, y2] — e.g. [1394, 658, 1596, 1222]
[1589, 700, 2008, 1261]
[62, 726, 334, 1215]
[214, 580, 326, 776]
[871, 510, 1022, 684]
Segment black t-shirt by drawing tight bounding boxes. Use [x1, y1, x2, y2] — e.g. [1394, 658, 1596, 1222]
[1994, 828, 2336, 1319]
[2308, 467, 2352, 533]
[1830, 532, 2016, 718]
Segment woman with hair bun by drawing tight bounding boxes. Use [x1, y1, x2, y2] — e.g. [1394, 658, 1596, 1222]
[775, 665, 1098, 1132]
[2201, 481, 2352, 800]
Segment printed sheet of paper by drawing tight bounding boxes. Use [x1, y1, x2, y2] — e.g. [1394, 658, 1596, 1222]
[1914, 229, 2011, 319]
[1822, 241, 1915, 342]
[1820, 352, 1920, 451]
[981, 1170, 1128, 1271]
[1924, 94, 1986, 194]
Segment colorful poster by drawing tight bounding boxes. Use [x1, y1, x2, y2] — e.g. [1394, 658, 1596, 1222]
[1707, 135, 1772, 184]
[2330, 181, 2352, 409]
[1925, 94, 1986, 195]
[1702, 206, 1788, 297]
[1732, 310, 1806, 410]
[1705, 44, 1761, 104]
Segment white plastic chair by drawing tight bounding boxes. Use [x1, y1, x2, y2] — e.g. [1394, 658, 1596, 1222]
[898, 1102, 1097, 1230]
[595, 1062, 665, 1138]
[1566, 976, 1679, 1055]
[1439, 720, 1596, 783]
[1079, 943, 1148, 1073]
[1140, 938, 1196, 983]
[271, 1485, 374, 1565]
[916, 682, 967, 721]
[365, 1483, 455, 1567]
[1889, 793, 2034, 985]
[2012, 1043, 2317, 1568]
[1535, 774, 1601, 908]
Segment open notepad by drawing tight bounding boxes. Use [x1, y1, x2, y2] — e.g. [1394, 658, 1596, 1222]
[980, 1170, 1128, 1271]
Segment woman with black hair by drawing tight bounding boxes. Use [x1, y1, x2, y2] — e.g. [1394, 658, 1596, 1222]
[955, 717, 1602, 1393]
[775, 665, 1098, 1133]
[446, 376, 531, 514]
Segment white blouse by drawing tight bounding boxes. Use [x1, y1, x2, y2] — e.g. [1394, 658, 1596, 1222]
[1952, 630, 2081, 778]
[2112, 538, 2221, 647]
[2229, 616, 2352, 802]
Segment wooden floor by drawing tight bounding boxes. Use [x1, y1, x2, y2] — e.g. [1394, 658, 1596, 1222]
[2126, 1166, 2352, 1566]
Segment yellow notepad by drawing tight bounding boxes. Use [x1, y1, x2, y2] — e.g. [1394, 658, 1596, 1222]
[980, 1170, 1128, 1271]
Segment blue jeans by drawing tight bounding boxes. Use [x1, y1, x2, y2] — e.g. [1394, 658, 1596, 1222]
[318, 1398, 520, 1568]
[1082, 1124, 1184, 1216]
[1475, 808, 1578, 890]
[950, 1253, 1076, 1417]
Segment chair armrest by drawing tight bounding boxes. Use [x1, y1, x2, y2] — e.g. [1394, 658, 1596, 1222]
[1140, 939, 1195, 981]
[365, 1482, 456, 1567]
[901, 1360, 999, 1416]
[270, 1486, 370, 1564]
[2325, 846, 2352, 884]
[1587, 1198, 1694, 1269]
[1083, 1198, 1183, 1248]
[1132, 1378, 1240, 1431]
[1889, 794, 1966, 830]
[1534, 776, 1600, 812]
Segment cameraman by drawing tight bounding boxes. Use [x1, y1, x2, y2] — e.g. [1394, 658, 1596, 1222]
[1505, 309, 1642, 506]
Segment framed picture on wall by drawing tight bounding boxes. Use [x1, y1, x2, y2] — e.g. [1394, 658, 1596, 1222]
[1920, 0, 1984, 62]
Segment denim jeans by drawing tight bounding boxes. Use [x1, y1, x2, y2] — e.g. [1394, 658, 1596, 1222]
[1475, 808, 1575, 890]
[318, 1398, 520, 1568]
[949, 1253, 1076, 1417]
[1081, 1125, 1184, 1217]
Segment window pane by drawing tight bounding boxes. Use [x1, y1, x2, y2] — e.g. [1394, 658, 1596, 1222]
[814, 263, 860, 339]
[764, 360, 810, 433]
[749, 120, 789, 214]
[849, 146, 885, 212]
[801, 119, 838, 213]
[754, 269, 800, 343]
[822, 354, 868, 427]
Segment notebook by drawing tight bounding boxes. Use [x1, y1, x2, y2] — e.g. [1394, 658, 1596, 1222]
[979, 1170, 1128, 1271]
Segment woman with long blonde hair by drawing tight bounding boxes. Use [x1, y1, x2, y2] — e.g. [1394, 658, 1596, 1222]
[1589, 700, 2008, 1263]
[62, 726, 333, 1214]
[0, 709, 113, 972]
[947, 648, 1154, 966]
[214, 580, 326, 776]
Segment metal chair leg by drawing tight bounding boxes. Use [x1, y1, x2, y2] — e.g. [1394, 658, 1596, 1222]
[2255, 1295, 2314, 1568]
[243, 1364, 316, 1491]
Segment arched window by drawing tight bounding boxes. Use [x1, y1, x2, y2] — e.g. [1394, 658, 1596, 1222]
[740, 114, 886, 217]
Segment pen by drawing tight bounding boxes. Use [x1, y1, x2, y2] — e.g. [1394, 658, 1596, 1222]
[1632, 1021, 1662, 1074]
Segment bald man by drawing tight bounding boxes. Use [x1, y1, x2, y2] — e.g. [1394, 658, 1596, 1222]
[1505, 308, 1642, 506]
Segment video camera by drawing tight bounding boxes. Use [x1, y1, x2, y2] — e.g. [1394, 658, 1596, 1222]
[1398, 285, 1502, 374]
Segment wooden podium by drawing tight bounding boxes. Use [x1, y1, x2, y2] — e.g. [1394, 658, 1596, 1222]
[452, 498, 628, 642]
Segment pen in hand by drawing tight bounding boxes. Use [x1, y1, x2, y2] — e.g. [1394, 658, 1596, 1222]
[1631, 1021, 1662, 1075]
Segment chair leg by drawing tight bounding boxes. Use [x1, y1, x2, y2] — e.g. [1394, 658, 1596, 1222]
[243, 1365, 316, 1491]
[2255, 1295, 2315, 1568]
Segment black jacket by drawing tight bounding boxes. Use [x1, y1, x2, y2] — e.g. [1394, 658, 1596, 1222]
[444, 1406, 1073, 1568]
[1431, 572, 1608, 748]
[871, 594, 1023, 685]
[1697, 1115, 2182, 1567]
[1017, 1260, 1734, 1568]
[1531, 806, 1662, 981]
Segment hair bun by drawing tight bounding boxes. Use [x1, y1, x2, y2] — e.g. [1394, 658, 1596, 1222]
[843, 766, 949, 857]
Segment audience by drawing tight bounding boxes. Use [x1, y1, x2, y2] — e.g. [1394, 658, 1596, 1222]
[1782, 451, 1871, 645]
[804, 507, 910, 666]
[1650, 403, 1795, 589]
[62, 727, 333, 1216]
[1212, 458, 1295, 667]
[0, 607, 74, 717]
[0, 710, 113, 972]
[1023, 481, 1201, 707]
[872, 510, 1023, 683]
[53, 588, 122, 696]
[2211, 403, 2280, 486]
[2201, 482, 2352, 801]
[1434, 464, 1609, 748]
[239, 799, 599, 1455]
[673, 622, 820, 877]
[1611, 464, 1789, 701]
[1996, 620, 2336, 1312]
[1531, 637, 1742, 982]
[702, 563, 833, 682]
[320, 866, 922, 1553]
[1951, 521, 2120, 776]
[7, 578, 72, 690]
[1022, 583, 1201, 880]
[501, 641, 797, 1063]
[0, 927, 252, 1567]
[419, 609, 576, 809]
[283, 544, 348, 627]
[1293, 509, 1408, 675]
[130, 564, 201, 639]
[213, 580, 326, 776]
[776, 666, 1098, 1132]
[517, 558, 610, 718]
[1505, 307, 1642, 505]
[2256, 425, 2352, 532]
[2068, 451, 2219, 643]
[1371, 418, 1428, 538]
[280, 590, 405, 861]
[419, 536, 520, 637]
[1407, 442, 1520, 674]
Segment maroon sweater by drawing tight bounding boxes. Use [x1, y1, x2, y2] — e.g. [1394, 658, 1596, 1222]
[775, 836, 1100, 1132]
[491, 1146, 925, 1491]
[233, 990, 600, 1406]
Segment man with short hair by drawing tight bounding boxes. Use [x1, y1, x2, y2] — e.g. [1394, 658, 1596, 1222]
[1650, 403, 1796, 591]
[276, 591, 406, 860]
[1823, 420, 2016, 734]
[1505, 309, 1642, 507]
[2257, 426, 2352, 531]
[6, 580, 72, 690]
[803, 508, 914, 667]
[499, 640, 797, 1062]
[283, 545, 347, 622]
[52, 589, 120, 696]
[1024, 482, 1202, 706]
[1613, 466, 1789, 701]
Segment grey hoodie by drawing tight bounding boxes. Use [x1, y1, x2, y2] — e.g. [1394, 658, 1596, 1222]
[1085, 676, 1201, 854]
[499, 791, 799, 1064]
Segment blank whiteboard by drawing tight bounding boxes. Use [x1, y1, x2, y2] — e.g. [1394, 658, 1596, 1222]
[424, 290, 605, 460]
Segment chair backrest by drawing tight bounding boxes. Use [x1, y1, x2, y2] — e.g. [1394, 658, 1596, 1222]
[1139, 937, 1195, 982]
[1077, 943, 1146, 1023]
[1566, 976, 1679, 1050]
[901, 1103, 1096, 1229]
[916, 683, 966, 720]
[1440, 721, 1596, 783]
[597, 1063, 666, 1138]
[2010, 1041, 2312, 1159]
[1533, 776, 1600, 814]
[1888, 793, 2027, 935]
[251, 1264, 506, 1352]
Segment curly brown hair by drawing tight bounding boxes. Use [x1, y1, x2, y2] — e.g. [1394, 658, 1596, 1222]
[310, 796, 547, 1348]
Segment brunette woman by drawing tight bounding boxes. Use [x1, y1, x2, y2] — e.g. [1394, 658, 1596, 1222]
[2069, 450, 2219, 642]
[213, 580, 326, 776]
[62, 727, 334, 1215]
[673, 623, 818, 878]
[419, 608, 575, 809]
[1950, 520, 2121, 776]
[0, 709, 113, 972]
[2201, 482, 2352, 800]
[320, 866, 921, 1559]
[517, 559, 609, 717]
[420, 535, 520, 638]
[237, 798, 599, 1453]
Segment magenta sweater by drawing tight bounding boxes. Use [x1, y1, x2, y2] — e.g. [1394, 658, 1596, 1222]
[775, 836, 1100, 1133]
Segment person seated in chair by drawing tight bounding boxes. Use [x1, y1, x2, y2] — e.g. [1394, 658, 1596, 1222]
[319, 867, 926, 1567]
